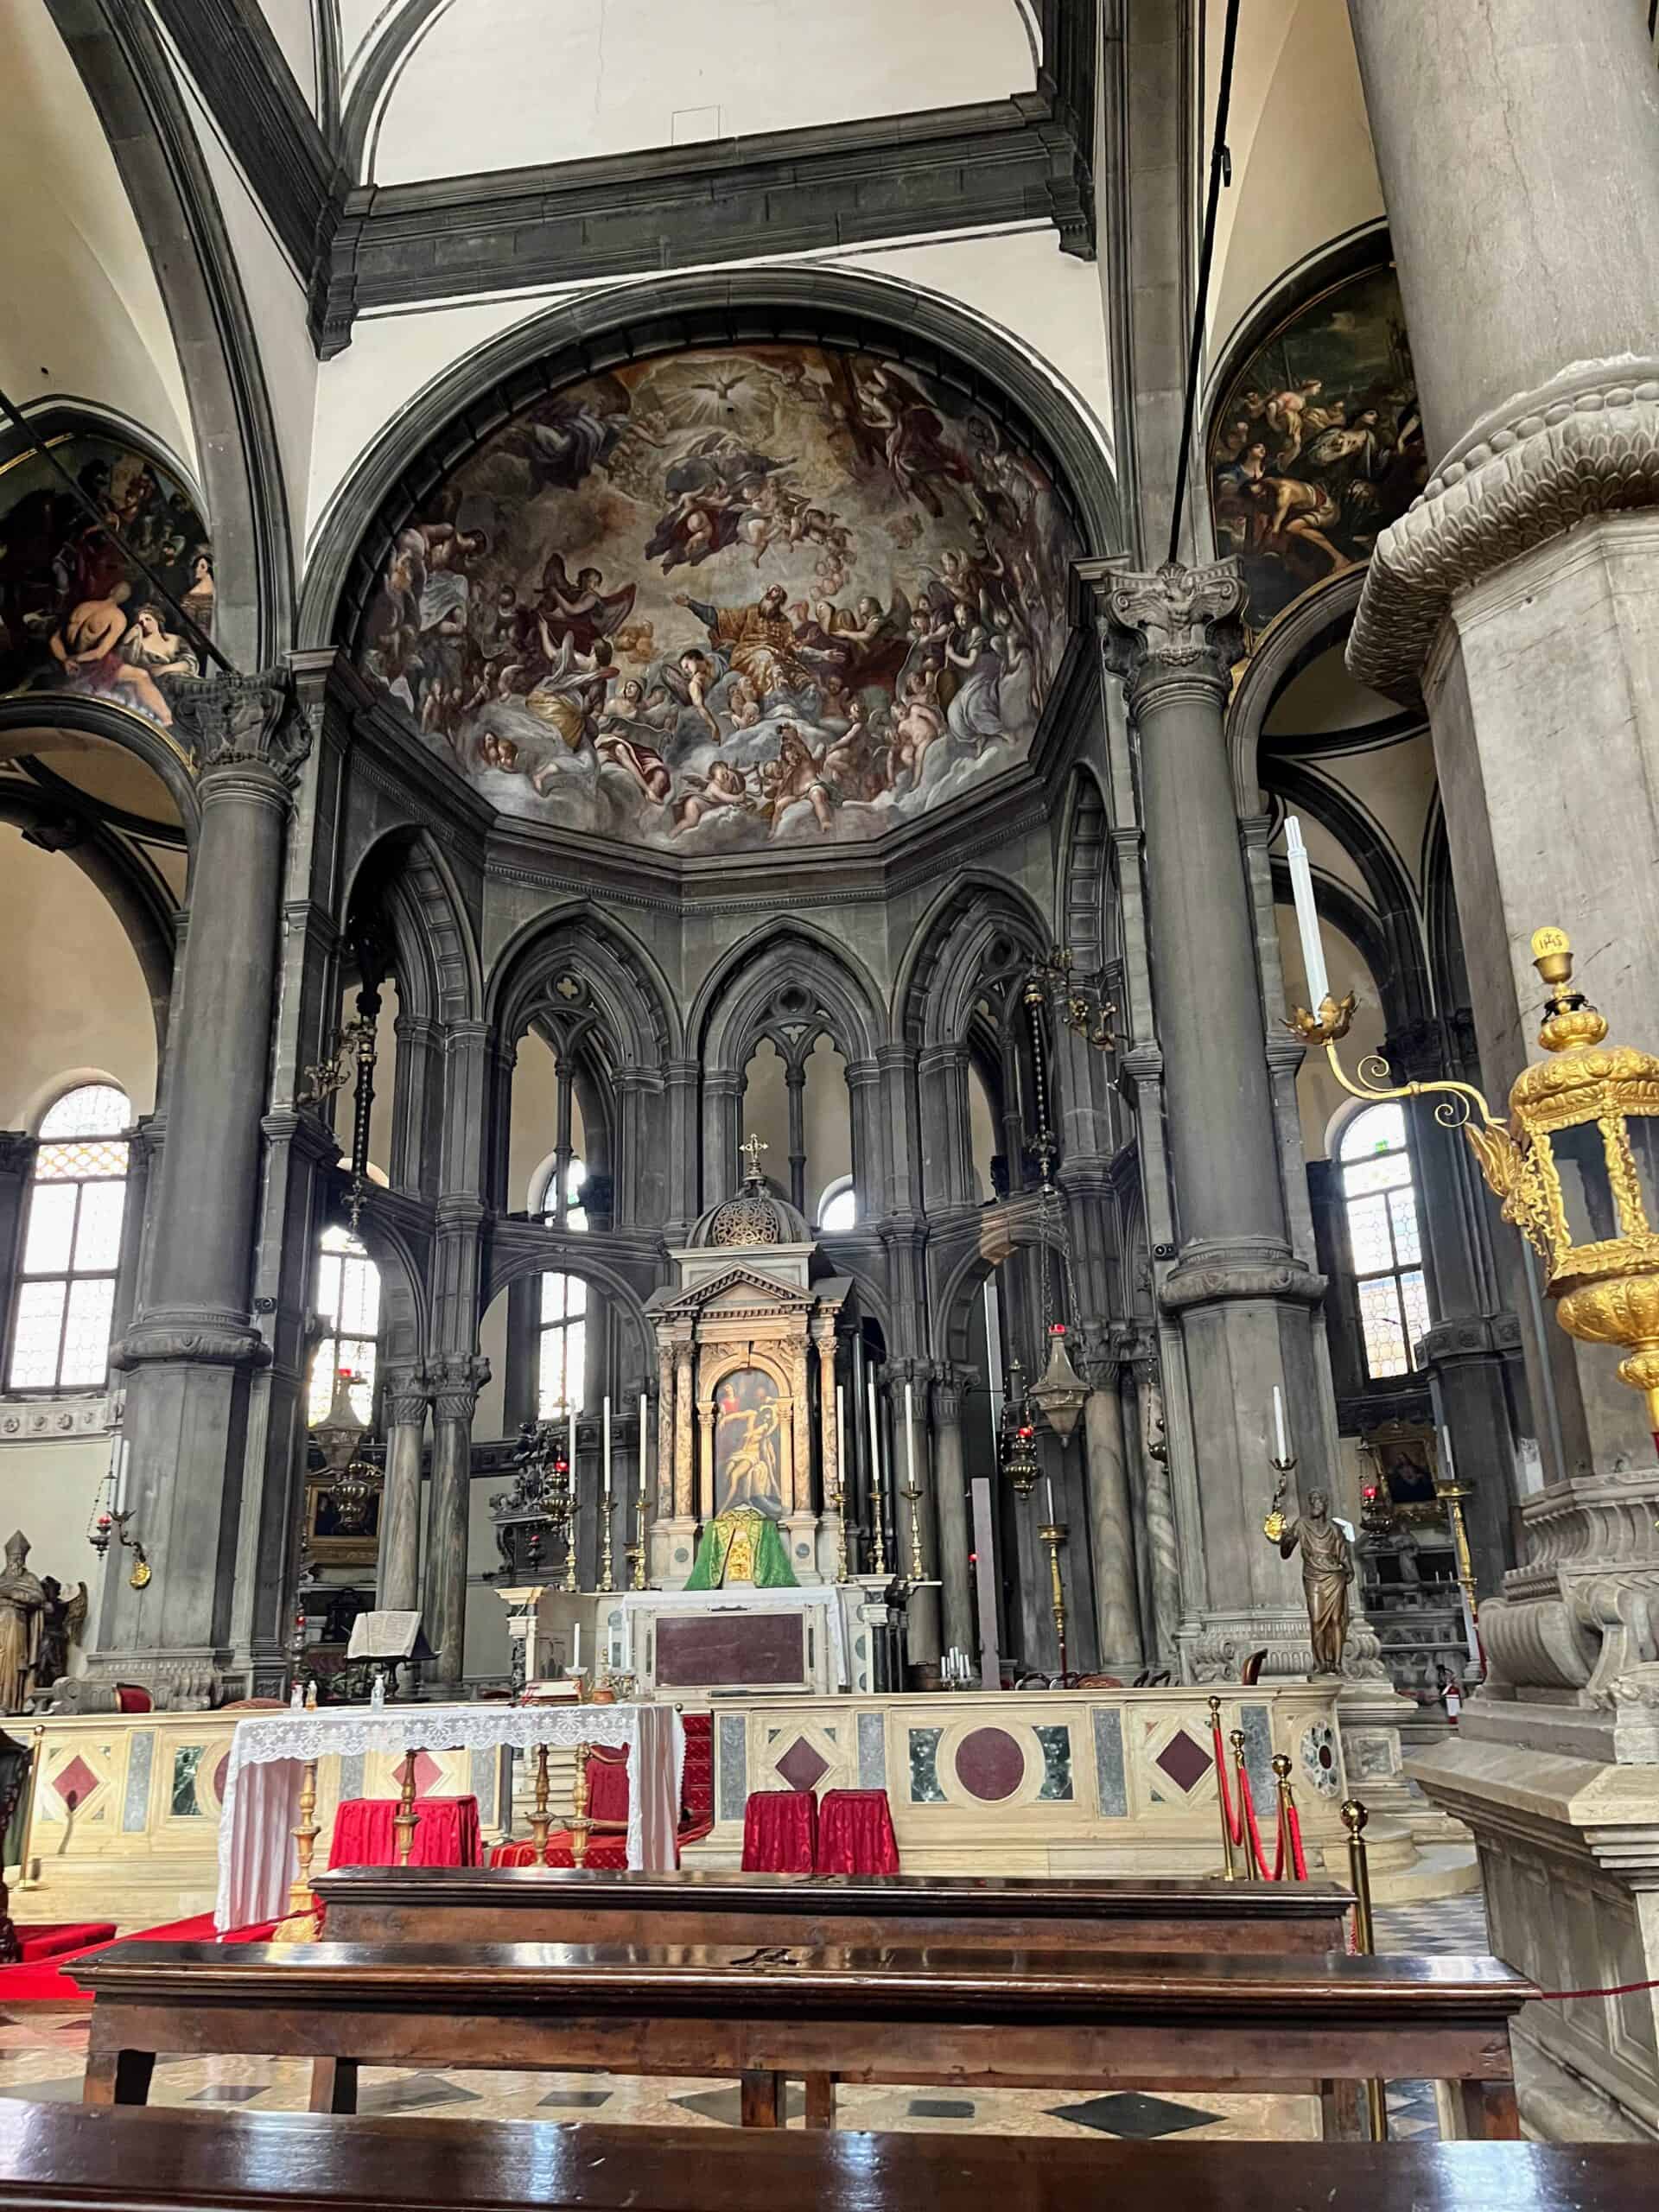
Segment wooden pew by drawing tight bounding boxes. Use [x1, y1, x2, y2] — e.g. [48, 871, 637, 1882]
[311, 1865, 1354, 1956]
[0, 2101, 1647, 2212]
[76, 1937, 1535, 2139]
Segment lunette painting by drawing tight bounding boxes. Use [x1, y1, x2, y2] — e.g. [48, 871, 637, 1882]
[0, 428, 213, 731]
[353, 343, 1080, 851]
[1208, 264, 1425, 645]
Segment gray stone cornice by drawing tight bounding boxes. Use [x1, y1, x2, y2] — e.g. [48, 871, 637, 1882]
[1349, 362, 1659, 704]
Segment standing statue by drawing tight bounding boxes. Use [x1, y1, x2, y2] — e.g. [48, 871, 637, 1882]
[34, 1578, 88, 1696]
[1265, 1484, 1353, 1678]
[0, 1533, 47, 1714]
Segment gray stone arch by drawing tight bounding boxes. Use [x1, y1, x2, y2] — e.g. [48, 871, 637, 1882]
[347, 1206, 429, 1369]
[488, 903, 680, 1070]
[896, 871, 1051, 1051]
[0, 696, 202, 845]
[45, 0, 295, 664]
[481, 1237, 655, 1378]
[344, 823, 483, 1026]
[299, 264, 1120, 656]
[1224, 573, 1370, 816]
[696, 921, 885, 1074]
[935, 1217, 1068, 1370]
[1057, 761, 1115, 971]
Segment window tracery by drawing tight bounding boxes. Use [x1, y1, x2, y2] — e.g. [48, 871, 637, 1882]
[8, 1084, 131, 1393]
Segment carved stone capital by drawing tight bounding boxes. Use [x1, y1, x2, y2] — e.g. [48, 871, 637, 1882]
[172, 670, 313, 788]
[1090, 556, 1246, 702]
[381, 1363, 432, 1428]
[429, 1352, 491, 1424]
[1349, 363, 1659, 702]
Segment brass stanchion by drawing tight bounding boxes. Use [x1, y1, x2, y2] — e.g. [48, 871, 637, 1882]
[1270, 1752, 1295, 1881]
[1343, 1799, 1388, 2141]
[569, 1743, 593, 1869]
[392, 1754, 420, 1867]
[1230, 1728, 1256, 1876]
[272, 1757, 321, 1942]
[528, 1743, 551, 1853]
[1208, 1697, 1236, 1881]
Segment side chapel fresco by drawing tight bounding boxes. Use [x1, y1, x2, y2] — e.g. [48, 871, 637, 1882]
[1209, 262, 1424, 647]
[0, 427, 213, 733]
[353, 344, 1081, 852]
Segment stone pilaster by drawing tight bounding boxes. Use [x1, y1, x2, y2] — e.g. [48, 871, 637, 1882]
[1081, 1338, 1143, 1675]
[378, 1363, 430, 1614]
[96, 675, 309, 1700]
[931, 1366, 975, 1659]
[422, 1351, 488, 1683]
[1088, 562, 1337, 1681]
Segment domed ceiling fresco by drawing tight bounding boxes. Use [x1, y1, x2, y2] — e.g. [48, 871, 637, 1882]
[353, 344, 1080, 852]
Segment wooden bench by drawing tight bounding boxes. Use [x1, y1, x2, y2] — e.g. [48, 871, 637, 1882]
[311, 1864, 1355, 1955]
[0, 2101, 1648, 2212]
[76, 1937, 1535, 2139]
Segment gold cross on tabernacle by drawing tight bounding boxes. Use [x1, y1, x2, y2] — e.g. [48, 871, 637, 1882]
[739, 1133, 769, 1183]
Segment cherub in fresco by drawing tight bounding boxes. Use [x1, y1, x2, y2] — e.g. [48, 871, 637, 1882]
[760, 726, 837, 837]
[889, 669, 947, 793]
[655, 645, 723, 742]
[823, 704, 885, 803]
[671, 755, 760, 832]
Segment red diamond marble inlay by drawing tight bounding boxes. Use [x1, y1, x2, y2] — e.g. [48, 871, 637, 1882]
[1154, 1729, 1212, 1795]
[774, 1738, 830, 1794]
[53, 1754, 99, 1808]
[392, 1750, 444, 1796]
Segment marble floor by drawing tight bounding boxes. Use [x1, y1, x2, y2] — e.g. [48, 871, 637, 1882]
[0, 1891, 1491, 2144]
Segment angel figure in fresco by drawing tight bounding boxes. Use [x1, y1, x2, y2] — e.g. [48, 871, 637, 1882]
[760, 726, 838, 838]
[849, 362, 973, 518]
[535, 555, 637, 657]
[671, 756, 761, 833]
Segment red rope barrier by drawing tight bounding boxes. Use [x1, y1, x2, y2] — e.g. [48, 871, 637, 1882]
[1285, 1801, 1308, 1882]
[1235, 1756, 1281, 1880]
[1211, 1717, 1243, 1847]
[1535, 1976, 1659, 2000]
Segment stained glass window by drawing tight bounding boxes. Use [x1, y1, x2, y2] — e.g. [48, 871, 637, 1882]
[1339, 1103, 1430, 1381]
[8, 1084, 130, 1391]
[308, 1224, 381, 1424]
[538, 1157, 588, 1420]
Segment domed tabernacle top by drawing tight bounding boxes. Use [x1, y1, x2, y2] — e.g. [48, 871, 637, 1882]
[690, 1140, 810, 1249]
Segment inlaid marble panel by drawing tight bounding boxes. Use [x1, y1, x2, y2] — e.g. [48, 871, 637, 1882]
[716, 1713, 747, 1822]
[907, 1726, 945, 1804]
[1091, 1707, 1128, 1817]
[121, 1731, 154, 1833]
[1034, 1723, 1073, 1802]
[857, 1709, 886, 1789]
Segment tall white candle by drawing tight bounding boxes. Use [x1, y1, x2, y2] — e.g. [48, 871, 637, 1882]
[904, 1379, 917, 1493]
[835, 1384, 846, 1497]
[867, 1378, 881, 1487]
[572, 1622, 581, 1672]
[112, 1432, 128, 1516]
[1046, 1475, 1055, 1520]
[568, 1410, 577, 1506]
[639, 1393, 649, 1497]
[1283, 815, 1331, 1010]
[1272, 1384, 1290, 1463]
[602, 1394, 613, 1496]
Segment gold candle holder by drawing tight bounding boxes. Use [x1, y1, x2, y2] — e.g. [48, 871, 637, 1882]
[598, 1492, 616, 1593]
[1040, 1520, 1069, 1681]
[1436, 1472, 1480, 1630]
[569, 1743, 593, 1868]
[901, 1478, 925, 1580]
[870, 1473, 888, 1577]
[830, 1478, 850, 1585]
[562, 1501, 579, 1593]
[392, 1752, 420, 1866]
[528, 1742, 551, 1853]
[273, 1757, 321, 1942]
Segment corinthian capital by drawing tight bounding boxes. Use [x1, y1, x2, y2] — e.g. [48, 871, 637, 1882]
[1088, 557, 1245, 700]
[171, 670, 312, 787]
[429, 1351, 492, 1423]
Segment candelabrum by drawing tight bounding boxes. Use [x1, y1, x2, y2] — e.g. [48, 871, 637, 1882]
[1263, 1454, 1297, 1543]
[1435, 1470, 1480, 1630]
[900, 1477, 925, 1581]
[869, 1468, 889, 1577]
[1039, 1520, 1070, 1682]
[628, 1491, 650, 1591]
[598, 1492, 616, 1593]
[88, 1503, 150, 1589]
[830, 1474, 850, 1584]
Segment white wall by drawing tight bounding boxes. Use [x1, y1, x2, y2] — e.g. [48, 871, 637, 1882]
[0, 4, 194, 467]
[366, 0, 1034, 184]
[2, 1435, 110, 1670]
[257, 0, 321, 116]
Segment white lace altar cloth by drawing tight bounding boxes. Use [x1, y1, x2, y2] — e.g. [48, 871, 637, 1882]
[214, 1700, 684, 1932]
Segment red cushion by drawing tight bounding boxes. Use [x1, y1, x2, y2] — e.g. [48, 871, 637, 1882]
[114, 1686, 153, 1714]
[544, 1832, 629, 1870]
[587, 1748, 630, 1827]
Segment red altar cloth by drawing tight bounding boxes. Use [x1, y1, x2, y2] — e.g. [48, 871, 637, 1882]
[816, 1788, 899, 1875]
[327, 1795, 480, 1870]
[741, 1788, 818, 1872]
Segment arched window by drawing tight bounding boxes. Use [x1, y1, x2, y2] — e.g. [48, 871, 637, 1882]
[817, 1175, 856, 1233]
[308, 1224, 381, 1425]
[1338, 1102, 1430, 1381]
[538, 1157, 588, 1420]
[8, 1084, 130, 1391]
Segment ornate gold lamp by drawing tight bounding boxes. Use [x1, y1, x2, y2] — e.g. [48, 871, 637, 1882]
[1284, 812, 1659, 1449]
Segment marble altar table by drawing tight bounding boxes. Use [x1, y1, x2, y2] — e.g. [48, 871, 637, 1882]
[214, 1702, 683, 1931]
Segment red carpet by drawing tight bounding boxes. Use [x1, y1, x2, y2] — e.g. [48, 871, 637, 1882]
[16, 1923, 116, 1962]
[0, 1912, 277, 2005]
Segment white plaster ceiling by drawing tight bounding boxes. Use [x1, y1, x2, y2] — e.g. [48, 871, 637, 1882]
[1201, 0, 1384, 372]
[0, 3, 194, 472]
[359, 0, 1039, 186]
[256, 0, 322, 115]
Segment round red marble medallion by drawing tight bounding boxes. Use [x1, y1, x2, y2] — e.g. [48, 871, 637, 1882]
[954, 1726, 1025, 1802]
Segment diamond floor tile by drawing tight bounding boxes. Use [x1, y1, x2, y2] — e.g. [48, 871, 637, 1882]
[1049, 2091, 1219, 2139]
[671, 2083, 806, 2126]
[359, 2072, 481, 2114]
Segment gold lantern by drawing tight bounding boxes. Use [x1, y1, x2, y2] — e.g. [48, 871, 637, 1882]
[1290, 924, 1659, 1446]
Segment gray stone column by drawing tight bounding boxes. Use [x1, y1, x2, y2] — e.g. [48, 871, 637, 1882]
[423, 1352, 488, 1683]
[1345, 0, 1659, 1475]
[99, 677, 308, 1695]
[932, 1367, 975, 1658]
[1081, 1344, 1143, 1675]
[378, 1363, 429, 1614]
[1090, 563, 1332, 1680]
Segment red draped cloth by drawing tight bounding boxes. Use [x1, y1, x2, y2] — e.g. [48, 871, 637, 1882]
[327, 1796, 480, 1870]
[741, 1789, 818, 1873]
[816, 1789, 899, 1875]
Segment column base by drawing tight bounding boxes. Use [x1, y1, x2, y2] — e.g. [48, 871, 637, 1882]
[651, 1516, 700, 1591]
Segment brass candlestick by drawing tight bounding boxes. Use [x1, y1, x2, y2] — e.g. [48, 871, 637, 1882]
[598, 1491, 616, 1593]
[391, 1754, 420, 1866]
[562, 1498, 579, 1593]
[272, 1757, 321, 1942]
[569, 1743, 593, 1869]
[1040, 1520, 1069, 1681]
[1436, 1471, 1480, 1630]
[630, 1488, 650, 1590]
[830, 1478, 850, 1585]
[870, 1471, 888, 1577]
[901, 1478, 925, 1580]
[528, 1742, 551, 1853]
